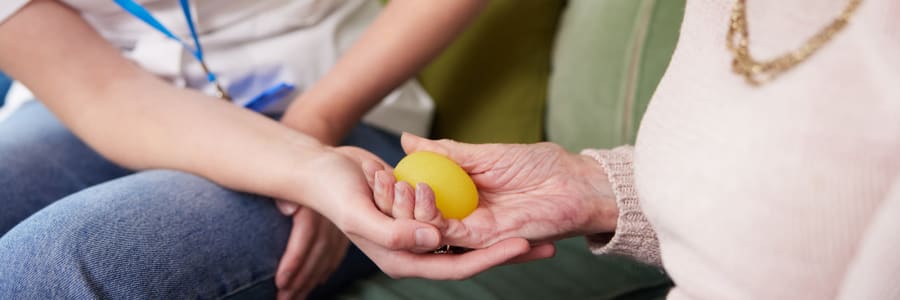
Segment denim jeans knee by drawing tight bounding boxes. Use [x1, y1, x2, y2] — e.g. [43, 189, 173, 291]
[0, 170, 292, 299]
[0, 101, 131, 234]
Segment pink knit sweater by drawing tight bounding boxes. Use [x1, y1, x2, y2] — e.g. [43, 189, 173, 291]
[582, 0, 899, 299]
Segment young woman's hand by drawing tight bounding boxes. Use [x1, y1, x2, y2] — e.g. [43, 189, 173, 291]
[368, 134, 620, 249]
[273, 205, 348, 300]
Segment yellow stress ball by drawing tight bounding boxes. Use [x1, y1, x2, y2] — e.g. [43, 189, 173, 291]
[393, 151, 479, 220]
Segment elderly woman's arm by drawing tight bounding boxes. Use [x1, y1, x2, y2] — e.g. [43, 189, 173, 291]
[581, 146, 661, 266]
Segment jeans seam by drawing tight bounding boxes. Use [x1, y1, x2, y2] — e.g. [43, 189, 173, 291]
[217, 272, 276, 300]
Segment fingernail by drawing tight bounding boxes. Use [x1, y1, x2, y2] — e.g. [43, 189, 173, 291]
[286, 206, 298, 215]
[373, 173, 383, 195]
[415, 183, 428, 198]
[415, 228, 438, 248]
[276, 201, 299, 216]
[362, 161, 378, 179]
[394, 182, 405, 200]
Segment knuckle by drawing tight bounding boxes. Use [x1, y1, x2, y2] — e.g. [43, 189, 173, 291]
[436, 138, 457, 145]
[435, 139, 458, 151]
[536, 141, 566, 153]
[275, 275, 291, 289]
[385, 230, 407, 250]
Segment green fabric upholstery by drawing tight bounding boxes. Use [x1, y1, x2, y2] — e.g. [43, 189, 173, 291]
[418, 0, 564, 143]
[547, 0, 686, 150]
[337, 238, 671, 300]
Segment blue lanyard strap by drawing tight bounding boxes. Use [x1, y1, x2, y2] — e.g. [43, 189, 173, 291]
[114, 0, 295, 110]
[114, 0, 202, 61]
[115, 0, 228, 98]
[178, 0, 206, 62]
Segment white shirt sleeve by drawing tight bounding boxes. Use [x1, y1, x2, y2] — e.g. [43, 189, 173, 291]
[0, 0, 30, 25]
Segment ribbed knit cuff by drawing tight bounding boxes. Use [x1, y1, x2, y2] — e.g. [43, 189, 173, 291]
[580, 146, 661, 266]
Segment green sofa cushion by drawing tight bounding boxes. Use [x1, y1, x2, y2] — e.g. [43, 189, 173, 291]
[547, 0, 685, 150]
[419, 0, 564, 143]
[337, 238, 671, 300]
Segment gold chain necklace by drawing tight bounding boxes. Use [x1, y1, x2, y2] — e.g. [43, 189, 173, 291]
[726, 0, 863, 85]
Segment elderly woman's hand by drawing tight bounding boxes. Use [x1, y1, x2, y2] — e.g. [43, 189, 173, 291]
[368, 134, 620, 249]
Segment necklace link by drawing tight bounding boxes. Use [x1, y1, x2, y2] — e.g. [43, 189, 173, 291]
[727, 0, 863, 86]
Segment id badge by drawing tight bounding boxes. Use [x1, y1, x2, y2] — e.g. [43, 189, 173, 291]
[212, 65, 297, 113]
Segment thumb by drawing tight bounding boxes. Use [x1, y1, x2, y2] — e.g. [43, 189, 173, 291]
[343, 207, 442, 252]
[400, 133, 480, 169]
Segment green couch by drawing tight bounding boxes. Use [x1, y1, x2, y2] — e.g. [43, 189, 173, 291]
[339, 0, 685, 299]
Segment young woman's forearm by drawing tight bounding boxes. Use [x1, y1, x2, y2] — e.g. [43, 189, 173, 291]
[281, 0, 487, 144]
[77, 77, 328, 202]
[0, 0, 324, 204]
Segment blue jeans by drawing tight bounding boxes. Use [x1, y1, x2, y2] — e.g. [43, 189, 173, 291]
[0, 102, 405, 299]
[0, 71, 11, 106]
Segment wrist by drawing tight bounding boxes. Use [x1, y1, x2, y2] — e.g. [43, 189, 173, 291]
[573, 152, 619, 235]
[266, 138, 333, 206]
[273, 144, 370, 223]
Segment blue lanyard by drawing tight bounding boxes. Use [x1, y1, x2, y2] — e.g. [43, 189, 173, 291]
[115, 0, 229, 99]
[115, 0, 295, 111]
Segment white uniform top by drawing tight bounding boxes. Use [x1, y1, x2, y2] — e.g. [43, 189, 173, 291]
[0, 0, 434, 136]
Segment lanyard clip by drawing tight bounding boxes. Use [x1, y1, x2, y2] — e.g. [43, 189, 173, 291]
[199, 60, 231, 101]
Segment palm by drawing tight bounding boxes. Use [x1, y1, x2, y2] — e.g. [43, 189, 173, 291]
[435, 143, 603, 248]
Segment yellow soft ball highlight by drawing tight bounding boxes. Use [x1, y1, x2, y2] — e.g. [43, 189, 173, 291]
[393, 151, 478, 220]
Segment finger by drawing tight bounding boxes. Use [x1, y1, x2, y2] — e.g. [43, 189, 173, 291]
[307, 221, 347, 289]
[276, 208, 318, 293]
[276, 291, 292, 300]
[341, 210, 441, 252]
[436, 215, 489, 249]
[413, 183, 444, 227]
[400, 132, 454, 157]
[392, 181, 415, 219]
[325, 251, 345, 284]
[392, 181, 414, 219]
[370, 237, 532, 280]
[276, 287, 298, 300]
[319, 233, 348, 285]
[337, 188, 444, 252]
[362, 159, 387, 187]
[373, 170, 395, 216]
[504, 243, 556, 265]
[399, 132, 475, 163]
[310, 227, 348, 288]
[275, 200, 300, 216]
[291, 214, 333, 297]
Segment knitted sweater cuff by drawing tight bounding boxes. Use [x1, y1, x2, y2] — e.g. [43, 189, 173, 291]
[580, 146, 661, 266]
